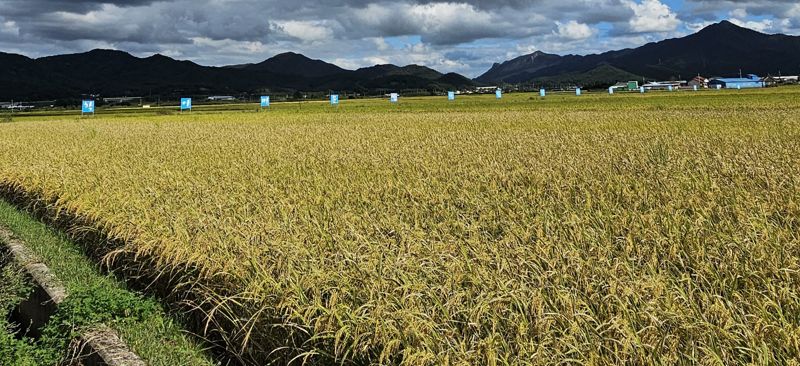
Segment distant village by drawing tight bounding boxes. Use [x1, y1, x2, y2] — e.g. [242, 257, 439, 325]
[2, 73, 798, 111]
[478, 74, 799, 95]
[609, 74, 799, 92]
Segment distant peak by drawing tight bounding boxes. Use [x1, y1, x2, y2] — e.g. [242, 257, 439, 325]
[528, 50, 556, 57]
[145, 53, 178, 61]
[271, 52, 308, 59]
[700, 20, 747, 33]
[87, 48, 133, 56]
[88, 48, 123, 53]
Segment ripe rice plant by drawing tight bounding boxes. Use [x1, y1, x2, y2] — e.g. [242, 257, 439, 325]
[0, 90, 799, 365]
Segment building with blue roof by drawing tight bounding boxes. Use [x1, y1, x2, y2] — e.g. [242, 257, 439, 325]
[709, 74, 764, 89]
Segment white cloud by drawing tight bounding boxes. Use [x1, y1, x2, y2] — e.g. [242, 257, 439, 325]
[271, 20, 331, 43]
[555, 20, 595, 40]
[366, 56, 391, 65]
[370, 37, 391, 51]
[408, 2, 494, 31]
[349, 2, 521, 45]
[730, 8, 748, 19]
[685, 21, 716, 33]
[627, 0, 680, 33]
[0, 20, 19, 36]
[789, 4, 800, 18]
[190, 37, 267, 54]
[729, 18, 773, 33]
[781, 4, 800, 31]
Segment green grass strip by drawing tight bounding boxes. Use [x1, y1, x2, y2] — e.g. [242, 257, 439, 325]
[0, 250, 37, 365]
[0, 198, 218, 366]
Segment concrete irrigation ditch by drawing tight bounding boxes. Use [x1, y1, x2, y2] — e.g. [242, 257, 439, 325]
[1, 225, 145, 366]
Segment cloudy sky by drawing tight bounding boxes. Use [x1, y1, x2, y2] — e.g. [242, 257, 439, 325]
[1, 0, 799, 77]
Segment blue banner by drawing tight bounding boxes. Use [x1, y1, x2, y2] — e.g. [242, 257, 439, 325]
[81, 100, 95, 114]
[640, 86, 645, 93]
[261, 96, 270, 108]
[330, 94, 339, 105]
[180, 98, 192, 111]
[576, 88, 581, 96]
[539, 89, 545, 97]
[495, 89, 502, 99]
[390, 93, 398, 103]
[448, 91, 455, 101]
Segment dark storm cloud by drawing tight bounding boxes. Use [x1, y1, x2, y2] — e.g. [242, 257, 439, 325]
[0, 0, 156, 17]
[0, 0, 797, 76]
[0, 0, 629, 45]
[681, 0, 798, 19]
[1, 0, 277, 44]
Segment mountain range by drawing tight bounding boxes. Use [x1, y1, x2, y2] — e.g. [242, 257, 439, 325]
[477, 21, 800, 86]
[1, 20, 799, 101]
[0, 50, 474, 100]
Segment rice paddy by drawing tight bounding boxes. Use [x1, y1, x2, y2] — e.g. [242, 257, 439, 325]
[1, 89, 799, 365]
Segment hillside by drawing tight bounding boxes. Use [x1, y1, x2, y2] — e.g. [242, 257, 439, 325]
[0, 51, 474, 100]
[477, 21, 800, 84]
[243, 52, 347, 78]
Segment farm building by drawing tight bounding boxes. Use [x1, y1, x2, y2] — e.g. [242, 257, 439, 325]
[475, 86, 499, 94]
[643, 81, 682, 90]
[608, 81, 640, 91]
[764, 75, 799, 86]
[688, 76, 708, 88]
[709, 74, 764, 89]
[207, 95, 236, 101]
[104, 96, 142, 105]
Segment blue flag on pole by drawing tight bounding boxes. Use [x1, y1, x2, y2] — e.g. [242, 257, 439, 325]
[180, 98, 192, 111]
[81, 100, 95, 114]
[261, 96, 270, 108]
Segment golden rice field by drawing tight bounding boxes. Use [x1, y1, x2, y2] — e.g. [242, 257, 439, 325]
[1, 90, 799, 365]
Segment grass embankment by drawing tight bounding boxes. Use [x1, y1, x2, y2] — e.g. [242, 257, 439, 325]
[0, 200, 218, 365]
[0, 87, 799, 364]
[0, 248, 36, 364]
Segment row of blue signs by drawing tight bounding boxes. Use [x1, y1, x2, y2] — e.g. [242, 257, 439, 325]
[609, 84, 722, 94]
[79, 89, 531, 113]
[80, 85, 729, 113]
